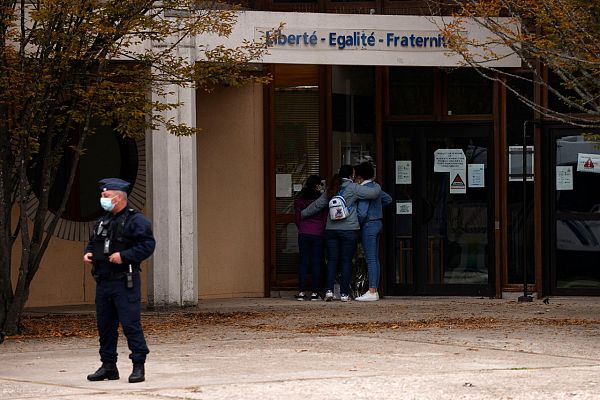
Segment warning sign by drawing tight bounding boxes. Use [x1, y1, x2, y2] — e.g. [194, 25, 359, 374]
[434, 149, 467, 194]
[449, 169, 466, 194]
[577, 153, 600, 173]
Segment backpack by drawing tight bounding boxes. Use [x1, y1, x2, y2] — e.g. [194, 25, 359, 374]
[328, 187, 351, 220]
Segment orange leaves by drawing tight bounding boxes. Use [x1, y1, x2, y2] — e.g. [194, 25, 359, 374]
[10, 310, 598, 341]
[9, 311, 260, 340]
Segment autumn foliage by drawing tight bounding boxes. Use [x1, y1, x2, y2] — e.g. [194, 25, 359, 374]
[0, 0, 270, 335]
[434, 0, 600, 126]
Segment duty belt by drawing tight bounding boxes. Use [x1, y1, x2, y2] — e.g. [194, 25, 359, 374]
[94, 271, 127, 282]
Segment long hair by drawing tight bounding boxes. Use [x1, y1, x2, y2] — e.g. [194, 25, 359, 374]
[326, 164, 354, 199]
[326, 174, 342, 199]
[354, 162, 375, 180]
[338, 164, 354, 179]
[297, 175, 322, 200]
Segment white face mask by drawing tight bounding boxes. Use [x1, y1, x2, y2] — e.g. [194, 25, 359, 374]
[100, 196, 116, 212]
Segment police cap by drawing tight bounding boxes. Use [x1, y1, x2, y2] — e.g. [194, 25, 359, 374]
[99, 178, 131, 193]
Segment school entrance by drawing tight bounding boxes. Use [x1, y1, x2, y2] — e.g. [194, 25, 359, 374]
[384, 123, 495, 296]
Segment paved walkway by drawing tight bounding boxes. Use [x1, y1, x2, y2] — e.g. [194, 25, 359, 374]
[1, 297, 600, 399]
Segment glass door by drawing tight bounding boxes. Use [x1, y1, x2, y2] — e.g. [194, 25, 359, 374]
[548, 128, 600, 294]
[269, 65, 321, 290]
[385, 124, 494, 295]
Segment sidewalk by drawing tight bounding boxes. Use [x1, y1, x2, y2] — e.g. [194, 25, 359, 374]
[1, 297, 600, 399]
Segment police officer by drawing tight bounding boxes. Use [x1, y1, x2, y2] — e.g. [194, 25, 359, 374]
[83, 178, 155, 383]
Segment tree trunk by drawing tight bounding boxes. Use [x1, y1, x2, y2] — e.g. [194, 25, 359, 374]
[3, 285, 28, 335]
[0, 230, 12, 332]
[0, 264, 12, 333]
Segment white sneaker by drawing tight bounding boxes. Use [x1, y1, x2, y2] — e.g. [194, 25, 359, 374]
[340, 294, 351, 302]
[356, 291, 379, 302]
[325, 290, 334, 302]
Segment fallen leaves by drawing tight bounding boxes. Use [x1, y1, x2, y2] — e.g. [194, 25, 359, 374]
[7, 310, 600, 341]
[297, 317, 500, 333]
[10, 311, 261, 340]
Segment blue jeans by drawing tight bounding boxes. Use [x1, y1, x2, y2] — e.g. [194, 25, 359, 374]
[325, 230, 358, 296]
[298, 233, 324, 293]
[361, 220, 383, 290]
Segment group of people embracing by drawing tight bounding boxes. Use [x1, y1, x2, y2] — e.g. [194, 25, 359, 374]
[293, 162, 391, 302]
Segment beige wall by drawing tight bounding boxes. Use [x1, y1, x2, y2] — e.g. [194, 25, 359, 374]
[196, 84, 265, 298]
[11, 208, 148, 308]
[11, 83, 264, 306]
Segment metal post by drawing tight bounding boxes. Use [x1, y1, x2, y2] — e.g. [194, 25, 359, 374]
[519, 121, 533, 302]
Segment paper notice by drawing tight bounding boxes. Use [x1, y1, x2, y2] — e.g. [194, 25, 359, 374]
[468, 164, 485, 188]
[275, 174, 292, 197]
[434, 149, 466, 172]
[577, 153, 600, 173]
[395, 161, 411, 185]
[556, 166, 573, 190]
[396, 201, 413, 215]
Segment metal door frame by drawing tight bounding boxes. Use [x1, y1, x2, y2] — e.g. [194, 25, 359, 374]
[384, 121, 495, 296]
[543, 125, 600, 296]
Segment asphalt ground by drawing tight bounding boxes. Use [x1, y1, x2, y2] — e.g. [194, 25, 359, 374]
[1, 296, 599, 399]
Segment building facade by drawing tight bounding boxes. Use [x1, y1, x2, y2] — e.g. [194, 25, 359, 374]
[17, 3, 600, 308]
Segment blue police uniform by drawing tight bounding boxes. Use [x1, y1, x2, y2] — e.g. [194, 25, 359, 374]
[85, 178, 155, 383]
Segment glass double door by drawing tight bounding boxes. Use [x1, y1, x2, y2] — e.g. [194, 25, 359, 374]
[385, 124, 494, 295]
[547, 128, 600, 294]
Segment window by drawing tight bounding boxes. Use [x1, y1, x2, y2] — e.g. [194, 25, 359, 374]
[332, 66, 376, 171]
[388, 67, 434, 116]
[271, 65, 321, 288]
[446, 68, 492, 115]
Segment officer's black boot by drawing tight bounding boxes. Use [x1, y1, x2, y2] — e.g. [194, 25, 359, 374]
[87, 362, 119, 381]
[128, 363, 145, 383]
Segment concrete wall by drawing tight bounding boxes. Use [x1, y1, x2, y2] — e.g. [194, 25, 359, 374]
[196, 84, 265, 298]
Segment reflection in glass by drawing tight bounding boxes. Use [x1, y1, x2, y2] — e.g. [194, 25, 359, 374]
[446, 69, 492, 115]
[393, 137, 413, 284]
[275, 222, 300, 281]
[273, 83, 320, 287]
[556, 219, 600, 288]
[389, 67, 434, 116]
[426, 137, 489, 284]
[506, 76, 534, 284]
[332, 66, 375, 172]
[274, 87, 320, 214]
[555, 133, 600, 288]
[556, 135, 600, 213]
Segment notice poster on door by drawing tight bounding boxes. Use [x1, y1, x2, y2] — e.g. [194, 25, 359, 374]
[396, 201, 413, 215]
[468, 164, 485, 188]
[435, 149, 466, 194]
[577, 153, 600, 173]
[449, 169, 467, 194]
[395, 160, 411, 184]
[556, 166, 573, 190]
[434, 149, 466, 172]
[275, 174, 292, 197]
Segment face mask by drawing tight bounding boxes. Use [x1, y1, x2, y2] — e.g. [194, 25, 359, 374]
[100, 197, 115, 212]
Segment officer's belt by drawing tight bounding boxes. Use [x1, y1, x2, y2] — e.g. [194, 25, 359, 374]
[95, 271, 127, 281]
